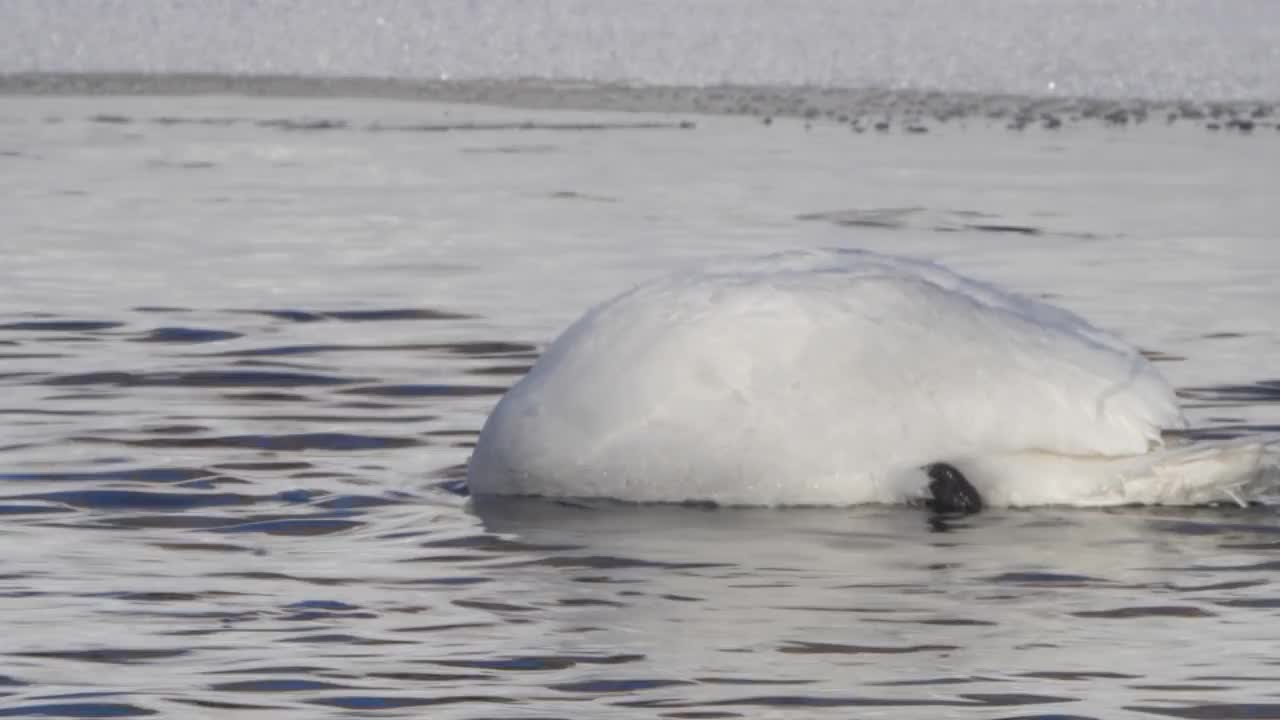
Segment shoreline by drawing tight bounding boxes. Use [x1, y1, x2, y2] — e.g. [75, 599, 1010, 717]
[3, 72, 1278, 136]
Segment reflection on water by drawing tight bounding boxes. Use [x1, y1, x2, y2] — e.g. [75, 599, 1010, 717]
[1, 93, 1279, 718]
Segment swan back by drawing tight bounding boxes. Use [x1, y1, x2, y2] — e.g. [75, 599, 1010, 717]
[468, 249, 1184, 505]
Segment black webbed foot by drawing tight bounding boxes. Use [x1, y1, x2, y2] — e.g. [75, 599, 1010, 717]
[925, 462, 983, 515]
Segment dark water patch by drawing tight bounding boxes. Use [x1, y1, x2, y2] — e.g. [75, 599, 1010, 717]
[206, 664, 338, 676]
[1219, 541, 1280, 550]
[424, 341, 536, 357]
[89, 114, 131, 124]
[434, 656, 573, 671]
[1021, 671, 1140, 681]
[625, 694, 977, 709]
[150, 116, 241, 127]
[310, 695, 514, 710]
[870, 677, 989, 686]
[331, 401, 405, 410]
[962, 693, 1080, 706]
[1141, 349, 1187, 362]
[0, 702, 157, 717]
[131, 327, 242, 344]
[698, 677, 815, 686]
[1179, 381, 1280, 406]
[797, 207, 1059, 238]
[139, 424, 209, 435]
[233, 307, 473, 323]
[13, 490, 252, 511]
[557, 597, 627, 607]
[14, 648, 190, 664]
[549, 189, 619, 202]
[209, 339, 538, 359]
[1211, 598, 1280, 608]
[467, 364, 534, 376]
[0, 467, 214, 484]
[779, 641, 958, 655]
[774, 604, 914, 614]
[131, 306, 192, 313]
[338, 383, 507, 398]
[1127, 704, 1280, 718]
[220, 391, 311, 403]
[0, 503, 75, 515]
[205, 571, 351, 587]
[330, 308, 473, 322]
[167, 698, 282, 711]
[210, 518, 363, 536]
[1167, 580, 1268, 592]
[1130, 684, 1234, 691]
[370, 671, 493, 682]
[75, 513, 265, 531]
[95, 591, 204, 603]
[392, 621, 497, 634]
[1071, 605, 1214, 619]
[204, 343, 410, 358]
[150, 542, 256, 553]
[212, 461, 313, 471]
[211, 413, 436, 424]
[77, 432, 419, 451]
[551, 678, 696, 693]
[969, 223, 1042, 235]
[797, 207, 921, 229]
[0, 320, 124, 332]
[313, 494, 402, 511]
[875, 616, 999, 626]
[0, 353, 70, 359]
[257, 118, 349, 131]
[435, 653, 643, 672]
[280, 633, 413, 646]
[530, 555, 731, 571]
[453, 599, 538, 613]
[1173, 423, 1280, 441]
[43, 370, 361, 388]
[425, 429, 478, 438]
[211, 678, 355, 692]
[986, 572, 1109, 586]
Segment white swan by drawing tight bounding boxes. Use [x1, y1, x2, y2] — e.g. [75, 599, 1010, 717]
[468, 249, 1274, 507]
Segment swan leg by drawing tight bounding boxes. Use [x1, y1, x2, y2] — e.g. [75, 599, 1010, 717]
[926, 463, 983, 515]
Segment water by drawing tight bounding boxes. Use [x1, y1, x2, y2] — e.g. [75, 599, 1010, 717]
[2, 91, 1280, 718]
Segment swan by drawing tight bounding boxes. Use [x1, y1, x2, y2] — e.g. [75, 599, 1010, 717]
[467, 249, 1274, 508]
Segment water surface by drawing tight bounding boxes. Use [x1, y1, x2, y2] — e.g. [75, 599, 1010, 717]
[2, 93, 1280, 718]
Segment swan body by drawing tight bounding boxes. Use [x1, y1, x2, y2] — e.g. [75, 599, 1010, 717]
[468, 249, 1270, 506]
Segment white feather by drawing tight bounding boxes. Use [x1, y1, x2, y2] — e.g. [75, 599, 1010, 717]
[468, 249, 1274, 506]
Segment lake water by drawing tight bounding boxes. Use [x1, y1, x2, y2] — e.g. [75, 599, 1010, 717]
[2, 89, 1280, 718]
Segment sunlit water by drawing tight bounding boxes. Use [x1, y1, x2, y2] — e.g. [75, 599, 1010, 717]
[2, 91, 1280, 719]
